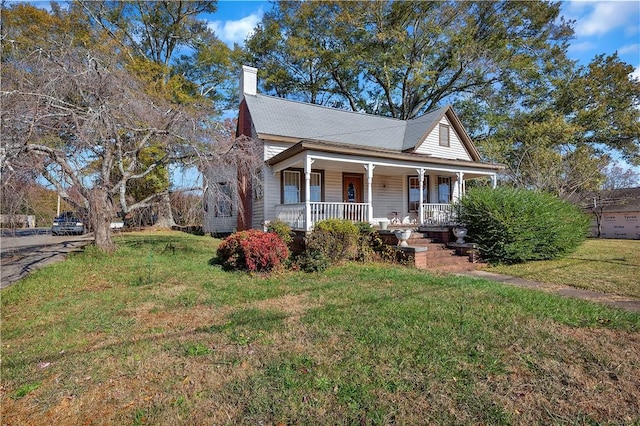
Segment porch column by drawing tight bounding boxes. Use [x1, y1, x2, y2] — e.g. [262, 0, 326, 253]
[364, 163, 375, 224]
[457, 172, 464, 200]
[304, 155, 314, 231]
[417, 168, 425, 225]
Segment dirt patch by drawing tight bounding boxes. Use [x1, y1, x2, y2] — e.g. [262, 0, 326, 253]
[246, 293, 313, 315]
[487, 321, 640, 424]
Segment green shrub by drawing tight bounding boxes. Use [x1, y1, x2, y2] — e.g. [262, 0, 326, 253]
[457, 187, 590, 265]
[266, 219, 293, 244]
[216, 230, 290, 272]
[355, 222, 378, 262]
[293, 249, 330, 273]
[306, 219, 359, 262]
[355, 221, 373, 234]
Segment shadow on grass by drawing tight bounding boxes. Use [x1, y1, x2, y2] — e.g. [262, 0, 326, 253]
[563, 256, 640, 268]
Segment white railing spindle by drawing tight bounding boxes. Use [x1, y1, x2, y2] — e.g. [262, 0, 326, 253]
[276, 202, 369, 230]
[421, 203, 455, 226]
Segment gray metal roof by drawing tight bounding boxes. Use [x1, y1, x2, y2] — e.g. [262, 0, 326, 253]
[402, 107, 447, 151]
[244, 94, 449, 151]
[571, 187, 640, 212]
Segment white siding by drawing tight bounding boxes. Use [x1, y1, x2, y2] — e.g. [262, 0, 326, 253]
[264, 169, 280, 225]
[258, 140, 295, 228]
[324, 171, 342, 202]
[415, 116, 471, 160]
[252, 165, 267, 230]
[203, 177, 237, 235]
[371, 175, 405, 219]
[204, 214, 236, 235]
[264, 140, 294, 161]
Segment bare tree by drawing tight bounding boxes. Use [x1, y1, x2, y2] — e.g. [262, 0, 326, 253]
[1, 35, 245, 249]
[602, 164, 640, 190]
[79, 1, 236, 227]
[2, 4, 263, 249]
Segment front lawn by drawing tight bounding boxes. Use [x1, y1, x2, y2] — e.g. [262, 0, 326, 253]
[487, 239, 640, 298]
[2, 231, 639, 424]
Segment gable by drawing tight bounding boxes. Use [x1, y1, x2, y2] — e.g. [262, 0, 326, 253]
[414, 115, 472, 161]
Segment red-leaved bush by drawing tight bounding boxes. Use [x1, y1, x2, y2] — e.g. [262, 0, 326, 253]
[216, 230, 290, 272]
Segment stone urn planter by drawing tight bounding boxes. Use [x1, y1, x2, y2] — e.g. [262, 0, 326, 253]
[452, 227, 468, 244]
[393, 229, 412, 247]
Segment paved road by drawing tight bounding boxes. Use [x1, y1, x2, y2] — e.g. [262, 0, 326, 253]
[0, 229, 93, 289]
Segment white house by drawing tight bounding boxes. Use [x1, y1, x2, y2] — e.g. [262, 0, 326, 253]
[204, 66, 504, 235]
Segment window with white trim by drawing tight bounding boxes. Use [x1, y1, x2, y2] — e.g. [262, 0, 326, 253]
[281, 169, 323, 204]
[437, 176, 452, 203]
[310, 172, 322, 202]
[408, 176, 429, 212]
[283, 170, 301, 204]
[214, 182, 233, 217]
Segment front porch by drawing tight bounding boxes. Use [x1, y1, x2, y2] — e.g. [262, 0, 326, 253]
[262, 140, 501, 233]
[275, 202, 459, 231]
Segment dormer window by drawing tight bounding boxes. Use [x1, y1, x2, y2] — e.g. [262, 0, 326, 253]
[439, 123, 450, 147]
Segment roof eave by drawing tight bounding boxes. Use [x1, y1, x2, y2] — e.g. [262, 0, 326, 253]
[266, 139, 505, 171]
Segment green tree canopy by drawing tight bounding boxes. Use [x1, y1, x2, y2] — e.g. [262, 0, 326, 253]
[245, 0, 573, 119]
[244, 1, 639, 195]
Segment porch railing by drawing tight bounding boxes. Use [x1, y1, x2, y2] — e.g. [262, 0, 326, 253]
[310, 202, 369, 225]
[275, 202, 455, 230]
[274, 203, 306, 229]
[275, 202, 369, 230]
[421, 203, 457, 226]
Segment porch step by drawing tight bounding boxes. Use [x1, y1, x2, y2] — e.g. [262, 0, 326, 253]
[385, 230, 480, 273]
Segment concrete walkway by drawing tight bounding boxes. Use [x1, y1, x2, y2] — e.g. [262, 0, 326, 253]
[460, 270, 640, 313]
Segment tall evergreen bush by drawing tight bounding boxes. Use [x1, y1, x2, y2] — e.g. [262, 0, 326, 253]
[457, 187, 590, 264]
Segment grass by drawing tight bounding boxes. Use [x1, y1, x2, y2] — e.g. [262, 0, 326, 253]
[486, 239, 640, 298]
[1, 230, 639, 425]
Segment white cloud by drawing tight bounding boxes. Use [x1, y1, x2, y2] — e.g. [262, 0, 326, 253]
[574, 1, 640, 37]
[209, 10, 263, 46]
[625, 25, 640, 36]
[568, 40, 596, 53]
[631, 64, 640, 81]
[618, 43, 640, 55]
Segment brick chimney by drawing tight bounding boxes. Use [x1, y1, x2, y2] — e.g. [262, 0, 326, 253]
[239, 65, 257, 104]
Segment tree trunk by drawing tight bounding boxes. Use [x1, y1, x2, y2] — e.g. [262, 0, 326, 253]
[153, 192, 176, 229]
[90, 188, 116, 252]
[595, 212, 602, 238]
